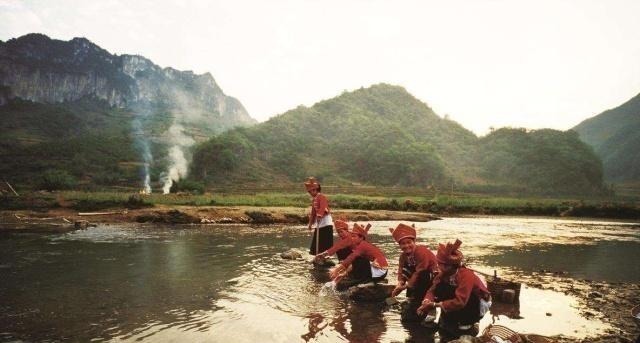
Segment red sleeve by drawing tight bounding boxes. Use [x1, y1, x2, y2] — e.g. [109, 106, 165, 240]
[422, 273, 442, 303]
[325, 237, 351, 256]
[309, 199, 316, 224]
[441, 269, 475, 312]
[407, 246, 436, 288]
[397, 254, 407, 282]
[314, 194, 329, 217]
[340, 245, 364, 268]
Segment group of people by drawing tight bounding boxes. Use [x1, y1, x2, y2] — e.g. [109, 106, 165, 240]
[304, 177, 492, 340]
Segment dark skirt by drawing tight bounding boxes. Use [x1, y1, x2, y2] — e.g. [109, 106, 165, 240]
[309, 225, 334, 255]
[401, 269, 434, 322]
[434, 281, 482, 326]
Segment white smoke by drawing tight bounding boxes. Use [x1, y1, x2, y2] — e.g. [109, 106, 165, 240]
[162, 123, 195, 194]
[133, 117, 153, 194]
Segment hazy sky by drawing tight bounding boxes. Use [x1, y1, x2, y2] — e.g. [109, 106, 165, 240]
[2, 0, 640, 135]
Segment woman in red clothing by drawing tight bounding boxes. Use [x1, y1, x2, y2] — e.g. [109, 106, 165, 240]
[389, 223, 438, 322]
[318, 222, 388, 290]
[304, 177, 333, 256]
[416, 239, 491, 338]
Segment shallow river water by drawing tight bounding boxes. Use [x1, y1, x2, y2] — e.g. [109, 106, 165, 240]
[1, 217, 639, 342]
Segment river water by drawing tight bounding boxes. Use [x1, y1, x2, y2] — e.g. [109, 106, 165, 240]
[0, 217, 638, 342]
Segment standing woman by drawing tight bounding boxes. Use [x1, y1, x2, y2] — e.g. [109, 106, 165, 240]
[304, 177, 334, 257]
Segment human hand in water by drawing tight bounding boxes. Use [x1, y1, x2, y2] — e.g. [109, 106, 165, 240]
[391, 282, 407, 297]
[314, 251, 327, 262]
[417, 299, 436, 315]
[329, 264, 345, 279]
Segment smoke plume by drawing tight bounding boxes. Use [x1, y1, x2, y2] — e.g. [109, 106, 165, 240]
[161, 122, 195, 194]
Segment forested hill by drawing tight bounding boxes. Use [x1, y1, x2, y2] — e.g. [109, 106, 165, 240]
[0, 33, 255, 190]
[573, 92, 640, 182]
[193, 84, 606, 195]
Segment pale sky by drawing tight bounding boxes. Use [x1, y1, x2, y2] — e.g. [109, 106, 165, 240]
[2, 0, 640, 135]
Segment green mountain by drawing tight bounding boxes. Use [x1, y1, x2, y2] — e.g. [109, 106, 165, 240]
[478, 128, 604, 194]
[0, 34, 255, 190]
[573, 93, 640, 182]
[193, 84, 606, 195]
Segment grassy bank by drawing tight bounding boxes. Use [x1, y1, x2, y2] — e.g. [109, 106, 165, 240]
[1, 190, 639, 220]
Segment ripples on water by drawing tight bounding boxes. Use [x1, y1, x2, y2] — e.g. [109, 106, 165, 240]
[0, 217, 638, 342]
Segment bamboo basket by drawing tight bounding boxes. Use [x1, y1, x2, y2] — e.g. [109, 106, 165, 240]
[486, 276, 522, 303]
[477, 325, 524, 343]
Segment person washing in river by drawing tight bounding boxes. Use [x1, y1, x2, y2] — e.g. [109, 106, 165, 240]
[389, 223, 438, 323]
[305, 177, 334, 263]
[318, 222, 388, 291]
[416, 239, 491, 340]
[317, 219, 373, 286]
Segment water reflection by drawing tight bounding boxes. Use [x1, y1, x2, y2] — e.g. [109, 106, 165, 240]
[0, 217, 636, 342]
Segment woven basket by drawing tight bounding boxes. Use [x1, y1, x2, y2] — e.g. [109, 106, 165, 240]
[632, 304, 640, 328]
[522, 334, 556, 343]
[478, 325, 524, 343]
[487, 277, 522, 303]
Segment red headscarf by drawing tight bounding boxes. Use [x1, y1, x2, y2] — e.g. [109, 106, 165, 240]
[436, 239, 464, 265]
[333, 219, 349, 231]
[388, 223, 416, 243]
[304, 177, 319, 191]
[352, 222, 370, 240]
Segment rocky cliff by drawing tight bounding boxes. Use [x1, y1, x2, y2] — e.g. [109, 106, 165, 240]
[0, 33, 255, 131]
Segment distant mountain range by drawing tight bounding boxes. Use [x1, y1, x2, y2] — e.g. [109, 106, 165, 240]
[0, 34, 255, 190]
[573, 93, 640, 183]
[192, 84, 606, 195]
[0, 33, 254, 129]
[1, 33, 634, 194]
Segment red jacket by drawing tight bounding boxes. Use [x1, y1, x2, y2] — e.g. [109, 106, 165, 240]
[325, 236, 353, 256]
[423, 266, 490, 312]
[339, 240, 388, 269]
[310, 193, 329, 220]
[397, 245, 437, 288]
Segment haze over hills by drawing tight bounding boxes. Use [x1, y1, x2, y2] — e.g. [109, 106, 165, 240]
[0, 33, 620, 195]
[193, 84, 606, 195]
[573, 92, 640, 183]
[0, 34, 255, 191]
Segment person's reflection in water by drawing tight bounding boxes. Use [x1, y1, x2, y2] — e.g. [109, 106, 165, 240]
[401, 321, 437, 343]
[330, 302, 387, 343]
[301, 312, 328, 342]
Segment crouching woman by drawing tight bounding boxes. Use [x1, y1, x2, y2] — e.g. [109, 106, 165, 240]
[389, 223, 438, 322]
[417, 239, 491, 338]
[319, 223, 388, 290]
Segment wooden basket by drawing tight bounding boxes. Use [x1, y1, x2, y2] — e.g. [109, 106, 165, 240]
[632, 304, 640, 328]
[522, 334, 556, 343]
[487, 277, 522, 303]
[478, 325, 524, 343]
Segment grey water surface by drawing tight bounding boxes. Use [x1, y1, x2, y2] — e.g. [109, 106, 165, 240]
[0, 217, 638, 342]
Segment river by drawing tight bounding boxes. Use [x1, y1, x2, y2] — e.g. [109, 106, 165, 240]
[1, 217, 638, 342]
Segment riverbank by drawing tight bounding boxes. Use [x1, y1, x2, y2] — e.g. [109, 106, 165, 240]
[0, 205, 442, 232]
[1, 190, 639, 220]
[505, 270, 640, 343]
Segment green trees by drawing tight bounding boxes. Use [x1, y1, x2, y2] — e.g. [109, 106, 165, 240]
[39, 169, 77, 191]
[191, 84, 607, 195]
[478, 128, 605, 195]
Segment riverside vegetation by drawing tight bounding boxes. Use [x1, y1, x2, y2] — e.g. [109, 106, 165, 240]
[2, 188, 638, 220]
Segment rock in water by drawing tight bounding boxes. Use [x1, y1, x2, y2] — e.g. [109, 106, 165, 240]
[280, 249, 303, 260]
[348, 283, 395, 302]
[74, 220, 90, 230]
